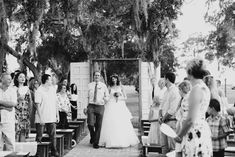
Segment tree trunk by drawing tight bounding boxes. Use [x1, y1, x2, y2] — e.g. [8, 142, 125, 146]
[0, 0, 8, 75]
[28, 0, 46, 58]
[0, 48, 6, 74]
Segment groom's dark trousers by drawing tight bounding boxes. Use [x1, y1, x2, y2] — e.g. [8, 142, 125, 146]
[87, 103, 104, 146]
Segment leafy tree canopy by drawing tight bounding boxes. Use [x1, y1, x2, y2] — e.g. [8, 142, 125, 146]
[0, 0, 183, 80]
[205, 0, 235, 67]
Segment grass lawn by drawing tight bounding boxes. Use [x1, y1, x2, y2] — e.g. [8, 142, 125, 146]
[124, 86, 139, 118]
[124, 86, 140, 128]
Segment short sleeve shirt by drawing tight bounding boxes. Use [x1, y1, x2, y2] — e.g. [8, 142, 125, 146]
[0, 86, 17, 124]
[35, 85, 57, 123]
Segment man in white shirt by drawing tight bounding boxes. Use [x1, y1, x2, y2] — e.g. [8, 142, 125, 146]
[0, 73, 17, 151]
[84, 71, 109, 149]
[159, 72, 181, 155]
[35, 74, 59, 157]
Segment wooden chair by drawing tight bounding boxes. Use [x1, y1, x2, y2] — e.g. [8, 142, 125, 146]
[26, 134, 51, 157]
[56, 129, 74, 150]
[4, 152, 30, 157]
[225, 146, 235, 156]
[69, 124, 81, 143]
[37, 142, 51, 157]
[69, 119, 86, 134]
[42, 134, 65, 157]
[140, 119, 162, 157]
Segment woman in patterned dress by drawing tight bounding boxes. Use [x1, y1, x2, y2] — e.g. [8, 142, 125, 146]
[14, 72, 32, 142]
[57, 84, 72, 129]
[174, 58, 213, 157]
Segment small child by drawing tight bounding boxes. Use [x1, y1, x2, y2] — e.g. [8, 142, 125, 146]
[147, 96, 161, 145]
[207, 99, 230, 157]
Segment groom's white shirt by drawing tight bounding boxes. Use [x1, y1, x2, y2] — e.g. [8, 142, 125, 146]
[88, 82, 109, 105]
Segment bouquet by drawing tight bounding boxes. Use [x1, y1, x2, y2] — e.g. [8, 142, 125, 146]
[113, 92, 121, 102]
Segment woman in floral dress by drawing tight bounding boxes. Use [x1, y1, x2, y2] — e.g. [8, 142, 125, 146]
[174, 58, 213, 157]
[14, 72, 32, 142]
[57, 84, 72, 129]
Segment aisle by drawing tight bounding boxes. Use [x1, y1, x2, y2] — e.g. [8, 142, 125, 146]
[65, 131, 140, 157]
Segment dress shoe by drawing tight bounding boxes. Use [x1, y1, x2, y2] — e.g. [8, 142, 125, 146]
[93, 144, 99, 149]
[90, 139, 94, 144]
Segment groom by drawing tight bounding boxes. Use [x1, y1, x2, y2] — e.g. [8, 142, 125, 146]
[84, 71, 109, 149]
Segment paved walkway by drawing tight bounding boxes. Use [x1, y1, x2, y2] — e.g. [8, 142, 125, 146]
[65, 131, 140, 157]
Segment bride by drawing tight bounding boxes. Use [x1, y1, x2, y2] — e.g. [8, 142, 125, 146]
[99, 74, 139, 148]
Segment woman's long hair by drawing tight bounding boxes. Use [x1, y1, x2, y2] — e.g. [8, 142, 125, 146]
[109, 74, 120, 87]
[70, 83, 77, 94]
[14, 72, 28, 87]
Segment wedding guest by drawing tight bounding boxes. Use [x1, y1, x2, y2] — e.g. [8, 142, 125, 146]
[10, 70, 20, 86]
[204, 75, 221, 102]
[28, 77, 40, 128]
[174, 58, 213, 157]
[151, 77, 157, 100]
[0, 73, 17, 151]
[57, 84, 71, 129]
[216, 80, 224, 97]
[61, 78, 68, 86]
[70, 83, 78, 120]
[175, 80, 191, 157]
[14, 72, 32, 142]
[216, 80, 229, 115]
[159, 72, 181, 155]
[147, 97, 161, 145]
[147, 78, 166, 145]
[84, 71, 109, 149]
[207, 99, 229, 157]
[61, 78, 70, 91]
[35, 74, 59, 157]
[156, 78, 167, 104]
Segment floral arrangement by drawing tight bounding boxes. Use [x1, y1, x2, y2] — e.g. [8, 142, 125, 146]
[113, 92, 121, 102]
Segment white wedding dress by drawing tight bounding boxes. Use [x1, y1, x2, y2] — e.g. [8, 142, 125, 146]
[99, 86, 139, 148]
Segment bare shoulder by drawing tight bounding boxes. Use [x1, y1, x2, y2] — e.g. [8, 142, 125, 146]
[190, 85, 204, 98]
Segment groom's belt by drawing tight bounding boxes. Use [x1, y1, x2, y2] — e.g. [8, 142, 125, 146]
[88, 103, 104, 106]
[164, 118, 177, 123]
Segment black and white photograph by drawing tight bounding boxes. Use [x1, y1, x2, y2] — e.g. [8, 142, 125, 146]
[0, 0, 235, 157]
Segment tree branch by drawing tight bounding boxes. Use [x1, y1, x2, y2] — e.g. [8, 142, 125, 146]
[2, 42, 39, 80]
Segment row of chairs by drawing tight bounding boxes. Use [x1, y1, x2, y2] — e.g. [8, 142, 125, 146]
[140, 119, 235, 157]
[16, 118, 86, 157]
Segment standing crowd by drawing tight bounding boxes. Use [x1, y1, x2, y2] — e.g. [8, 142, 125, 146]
[0, 72, 78, 157]
[147, 58, 233, 157]
[1, 57, 235, 157]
